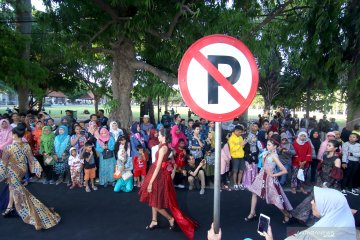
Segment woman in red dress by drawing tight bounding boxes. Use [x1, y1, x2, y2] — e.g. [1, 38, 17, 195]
[139, 128, 197, 240]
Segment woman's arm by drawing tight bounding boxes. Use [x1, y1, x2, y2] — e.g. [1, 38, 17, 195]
[271, 155, 287, 177]
[334, 158, 341, 168]
[148, 146, 167, 185]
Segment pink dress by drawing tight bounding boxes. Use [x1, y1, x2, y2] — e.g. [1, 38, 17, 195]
[242, 162, 257, 188]
[247, 153, 293, 211]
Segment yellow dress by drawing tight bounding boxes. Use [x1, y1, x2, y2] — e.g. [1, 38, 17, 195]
[0, 142, 61, 230]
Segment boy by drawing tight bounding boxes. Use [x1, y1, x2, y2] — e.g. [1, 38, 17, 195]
[184, 154, 206, 195]
[228, 125, 247, 190]
[342, 133, 360, 195]
[133, 145, 148, 187]
[82, 141, 98, 192]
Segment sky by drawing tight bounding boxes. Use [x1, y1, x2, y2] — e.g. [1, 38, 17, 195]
[32, 0, 46, 12]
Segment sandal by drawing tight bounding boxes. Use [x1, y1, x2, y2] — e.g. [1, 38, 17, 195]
[2, 208, 15, 217]
[244, 213, 257, 222]
[222, 185, 232, 191]
[168, 217, 176, 231]
[145, 220, 158, 230]
[85, 186, 91, 192]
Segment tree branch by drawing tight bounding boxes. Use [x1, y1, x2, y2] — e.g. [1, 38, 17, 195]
[147, 0, 186, 40]
[92, 0, 118, 20]
[242, 0, 294, 41]
[90, 47, 114, 55]
[131, 60, 177, 85]
[89, 20, 116, 43]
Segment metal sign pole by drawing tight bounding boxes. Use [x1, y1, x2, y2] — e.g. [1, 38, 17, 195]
[213, 122, 222, 233]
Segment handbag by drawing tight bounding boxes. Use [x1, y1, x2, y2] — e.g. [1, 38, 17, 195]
[103, 149, 114, 159]
[329, 166, 343, 181]
[113, 166, 122, 179]
[122, 171, 133, 181]
[297, 168, 305, 181]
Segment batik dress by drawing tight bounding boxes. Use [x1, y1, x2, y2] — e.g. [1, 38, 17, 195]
[0, 143, 61, 230]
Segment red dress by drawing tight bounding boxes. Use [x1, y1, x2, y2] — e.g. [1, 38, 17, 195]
[139, 143, 198, 239]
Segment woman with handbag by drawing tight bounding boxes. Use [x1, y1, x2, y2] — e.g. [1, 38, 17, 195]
[114, 136, 133, 192]
[95, 127, 116, 187]
[291, 132, 312, 194]
[139, 128, 198, 240]
[40, 126, 56, 184]
[54, 125, 71, 186]
[292, 140, 343, 226]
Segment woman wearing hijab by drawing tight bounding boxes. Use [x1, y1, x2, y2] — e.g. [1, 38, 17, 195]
[0, 119, 13, 158]
[291, 132, 312, 194]
[95, 127, 116, 187]
[263, 187, 356, 240]
[130, 122, 147, 157]
[40, 126, 56, 184]
[54, 125, 71, 185]
[309, 130, 322, 184]
[109, 121, 123, 140]
[170, 125, 187, 149]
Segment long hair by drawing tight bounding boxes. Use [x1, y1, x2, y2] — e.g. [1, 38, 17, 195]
[159, 128, 172, 144]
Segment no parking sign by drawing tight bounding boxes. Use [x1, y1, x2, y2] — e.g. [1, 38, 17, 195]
[178, 34, 259, 122]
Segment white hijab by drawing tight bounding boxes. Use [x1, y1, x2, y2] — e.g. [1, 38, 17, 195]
[109, 121, 123, 140]
[287, 187, 356, 240]
[296, 131, 309, 146]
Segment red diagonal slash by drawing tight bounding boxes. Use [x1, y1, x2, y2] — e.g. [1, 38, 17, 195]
[193, 51, 245, 106]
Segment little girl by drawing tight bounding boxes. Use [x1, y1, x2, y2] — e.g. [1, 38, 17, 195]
[114, 136, 134, 193]
[68, 147, 83, 189]
[133, 145, 148, 187]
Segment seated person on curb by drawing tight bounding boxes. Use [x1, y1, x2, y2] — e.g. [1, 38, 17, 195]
[184, 154, 206, 195]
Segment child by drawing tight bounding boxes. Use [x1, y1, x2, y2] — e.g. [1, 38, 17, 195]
[82, 142, 98, 192]
[204, 145, 215, 185]
[173, 139, 187, 188]
[221, 143, 231, 191]
[342, 133, 360, 195]
[133, 145, 148, 187]
[68, 147, 83, 189]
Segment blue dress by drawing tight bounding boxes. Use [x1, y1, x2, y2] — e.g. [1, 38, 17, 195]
[114, 155, 134, 193]
[96, 137, 116, 185]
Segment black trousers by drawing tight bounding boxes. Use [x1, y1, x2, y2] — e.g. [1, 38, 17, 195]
[310, 158, 318, 183]
[342, 161, 360, 190]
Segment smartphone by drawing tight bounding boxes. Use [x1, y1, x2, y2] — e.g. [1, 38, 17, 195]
[257, 213, 270, 236]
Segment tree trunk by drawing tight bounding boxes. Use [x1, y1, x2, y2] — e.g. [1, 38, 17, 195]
[147, 97, 155, 125]
[346, 65, 360, 130]
[94, 94, 99, 113]
[15, 0, 31, 113]
[109, 39, 134, 129]
[305, 80, 311, 118]
[164, 96, 169, 112]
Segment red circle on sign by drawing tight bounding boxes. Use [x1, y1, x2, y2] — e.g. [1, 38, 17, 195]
[178, 34, 259, 122]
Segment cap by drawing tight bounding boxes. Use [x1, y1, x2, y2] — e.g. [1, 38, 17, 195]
[143, 115, 150, 118]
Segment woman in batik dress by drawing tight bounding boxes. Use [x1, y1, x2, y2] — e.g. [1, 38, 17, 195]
[0, 124, 61, 230]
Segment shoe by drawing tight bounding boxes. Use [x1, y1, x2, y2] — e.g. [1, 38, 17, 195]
[69, 184, 76, 190]
[92, 185, 98, 191]
[85, 187, 91, 192]
[49, 180, 55, 185]
[104, 183, 108, 188]
[112, 182, 116, 187]
[43, 180, 49, 184]
[200, 188, 205, 195]
[348, 189, 359, 196]
[55, 179, 63, 185]
[176, 184, 185, 189]
[189, 185, 194, 191]
[341, 189, 348, 196]
[145, 220, 158, 230]
[244, 213, 257, 222]
[239, 184, 245, 190]
[168, 217, 176, 231]
[233, 184, 239, 191]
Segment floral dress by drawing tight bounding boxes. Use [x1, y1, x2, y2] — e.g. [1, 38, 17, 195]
[188, 135, 204, 161]
[247, 152, 293, 211]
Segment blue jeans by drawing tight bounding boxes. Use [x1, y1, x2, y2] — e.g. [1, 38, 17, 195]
[277, 162, 292, 186]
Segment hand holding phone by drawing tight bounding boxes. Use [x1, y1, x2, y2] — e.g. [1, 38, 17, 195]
[258, 213, 270, 236]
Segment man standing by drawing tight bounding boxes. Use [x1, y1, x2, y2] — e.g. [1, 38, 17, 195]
[258, 120, 270, 148]
[97, 109, 108, 127]
[228, 125, 247, 190]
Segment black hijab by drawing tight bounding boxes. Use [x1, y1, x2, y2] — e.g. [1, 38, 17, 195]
[310, 129, 321, 155]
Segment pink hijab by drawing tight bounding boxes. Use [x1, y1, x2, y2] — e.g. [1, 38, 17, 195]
[0, 119, 13, 150]
[317, 132, 336, 161]
[97, 127, 110, 146]
[170, 125, 187, 148]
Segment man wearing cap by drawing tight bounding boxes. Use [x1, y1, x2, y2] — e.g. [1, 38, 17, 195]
[140, 115, 154, 134]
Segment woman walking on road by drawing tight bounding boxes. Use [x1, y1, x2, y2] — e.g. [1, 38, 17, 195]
[139, 128, 197, 240]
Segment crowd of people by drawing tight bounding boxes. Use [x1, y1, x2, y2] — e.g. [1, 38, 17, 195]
[0, 108, 359, 239]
